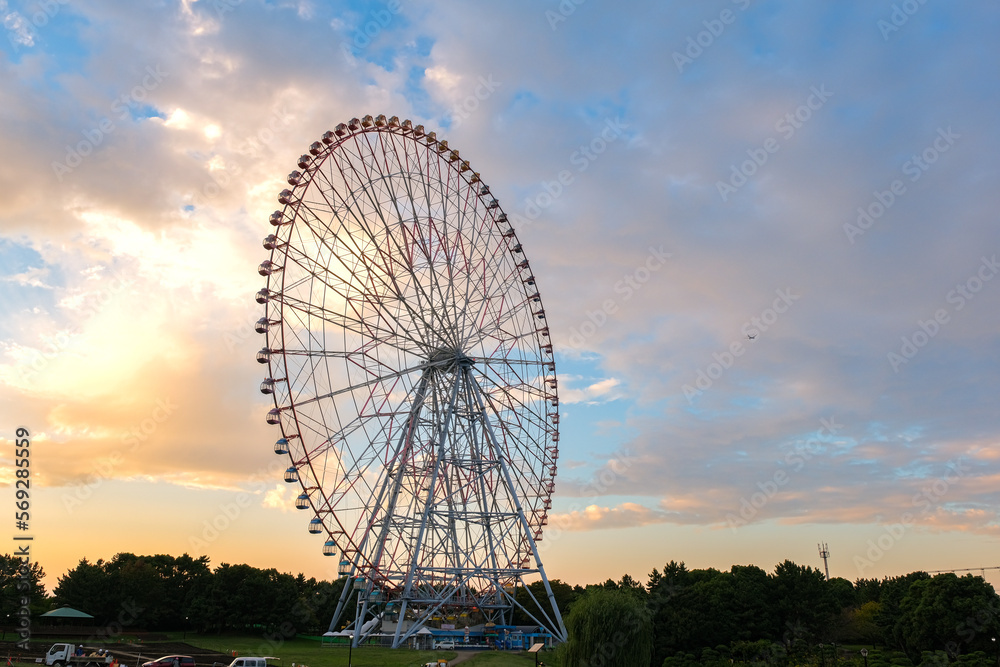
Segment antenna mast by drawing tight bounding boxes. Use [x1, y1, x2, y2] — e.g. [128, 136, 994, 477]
[818, 542, 831, 580]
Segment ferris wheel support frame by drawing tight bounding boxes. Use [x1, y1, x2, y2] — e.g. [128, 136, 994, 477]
[328, 361, 567, 647]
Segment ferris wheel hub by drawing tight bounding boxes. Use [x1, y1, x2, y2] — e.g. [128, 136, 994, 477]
[425, 348, 475, 369]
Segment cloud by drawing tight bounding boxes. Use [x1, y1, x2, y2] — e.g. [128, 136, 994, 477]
[262, 484, 296, 513]
[1, 1, 999, 585]
[560, 376, 623, 404]
[3, 266, 51, 289]
[2, 9, 35, 47]
[549, 502, 673, 531]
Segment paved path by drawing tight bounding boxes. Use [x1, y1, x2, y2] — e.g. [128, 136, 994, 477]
[447, 650, 484, 665]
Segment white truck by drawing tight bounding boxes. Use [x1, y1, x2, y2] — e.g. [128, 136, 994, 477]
[41, 644, 114, 667]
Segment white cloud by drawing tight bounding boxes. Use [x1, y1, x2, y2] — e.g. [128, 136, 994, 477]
[560, 377, 623, 404]
[262, 484, 296, 513]
[3, 10, 35, 47]
[0, 1, 998, 572]
[3, 266, 51, 289]
[550, 502, 672, 531]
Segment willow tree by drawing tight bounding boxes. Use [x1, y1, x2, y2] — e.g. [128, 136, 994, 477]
[559, 586, 653, 667]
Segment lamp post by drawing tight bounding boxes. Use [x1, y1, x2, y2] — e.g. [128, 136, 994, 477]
[183, 616, 189, 640]
[861, 648, 869, 667]
[991, 637, 997, 667]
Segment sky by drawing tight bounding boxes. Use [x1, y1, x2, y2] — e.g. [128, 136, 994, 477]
[1, 0, 999, 596]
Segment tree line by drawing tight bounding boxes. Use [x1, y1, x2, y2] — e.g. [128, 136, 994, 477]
[4, 553, 1000, 665]
[530, 561, 1000, 666]
[1, 553, 353, 637]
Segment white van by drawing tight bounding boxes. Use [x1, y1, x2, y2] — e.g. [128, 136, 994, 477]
[227, 658, 277, 667]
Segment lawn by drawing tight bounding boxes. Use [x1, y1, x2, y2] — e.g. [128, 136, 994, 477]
[180, 636, 561, 667]
[184, 635, 448, 667]
[462, 652, 559, 666]
[4, 635, 560, 667]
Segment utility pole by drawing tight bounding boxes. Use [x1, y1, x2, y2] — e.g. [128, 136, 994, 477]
[818, 543, 831, 580]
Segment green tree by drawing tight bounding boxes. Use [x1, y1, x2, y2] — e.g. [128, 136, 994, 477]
[730, 564, 777, 642]
[1, 553, 48, 619]
[647, 561, 695, 664]
[513, 578, 578, 627]
[843, 600, 882, 646]
[828, 577, 857, 609]
[877, 571, 931, 649]
[894, 573, 1000, 661]
[54, 553, 214, 631]
[770, 560, 837, 642]
[53, 557, 118, 622]
[288, 577, 351, 634]
[618, 573, 647, 599]
[104, 553, 166, 629]
[559, 587, 652, 667]
[855, 577, 883, 604]
[647, 563, 775, 665]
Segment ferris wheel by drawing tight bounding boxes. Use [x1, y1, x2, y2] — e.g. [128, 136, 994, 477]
[255, 114, 565, 646]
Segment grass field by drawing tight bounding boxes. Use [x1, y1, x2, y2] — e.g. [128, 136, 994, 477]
[180, 635, 557, 667]
[182, 635, 447, 667]
[458, 652, 556, 666]
[3, 634, 558, 667]
[183, 635, 556, 667]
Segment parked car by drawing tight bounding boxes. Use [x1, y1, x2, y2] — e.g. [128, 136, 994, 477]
[434, 640, 456, 649]
[142, 656, 195, 667]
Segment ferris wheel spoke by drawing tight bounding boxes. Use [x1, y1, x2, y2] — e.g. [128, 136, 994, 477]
[476, 369, 549, 420]
[424, 173, 471, 349]
[475, 383, 551, 486]
[375, 155, 466, 348]
[278, 288, 429, 358]
[473, 356, 548, 368]
[287, 200, 443, 351]
[293, 168, 425, 331]
[446, 176, 488, 341]
[326, 148, 459, 351]
[376, 138, 461, 347]
[285, 361, 428, 411]
[462, 261, 520, 350]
